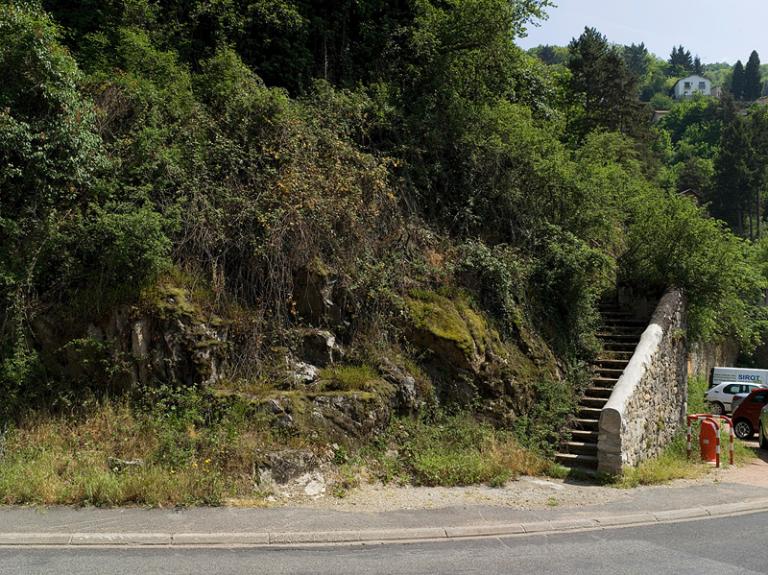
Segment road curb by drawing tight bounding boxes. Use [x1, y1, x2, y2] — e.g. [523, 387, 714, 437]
[3, 498, 768, 547]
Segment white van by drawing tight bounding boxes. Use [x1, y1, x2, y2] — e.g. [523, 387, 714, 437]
[710, 367, 768, 388]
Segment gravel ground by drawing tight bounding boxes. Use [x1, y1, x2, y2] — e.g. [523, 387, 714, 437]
[260, 474, 732, 513]
[252, 442, 768, 513]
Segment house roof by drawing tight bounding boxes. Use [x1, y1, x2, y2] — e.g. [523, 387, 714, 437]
[675, 75, 710, 87]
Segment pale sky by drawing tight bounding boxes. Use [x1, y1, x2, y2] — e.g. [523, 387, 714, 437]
[518, 1, 767, 64]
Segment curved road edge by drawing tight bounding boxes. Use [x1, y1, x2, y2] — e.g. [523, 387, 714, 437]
[1, 497, 768, 548]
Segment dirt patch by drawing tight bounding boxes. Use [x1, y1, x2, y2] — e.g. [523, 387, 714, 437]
[714, 441, 768, 487]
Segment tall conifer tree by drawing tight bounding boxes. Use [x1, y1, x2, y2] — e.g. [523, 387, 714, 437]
[693, 55, 703, 75]
[714, 95, 753, 233]
[744, 51, 762, 101]
[568, 28, 648, 140]
[731, 60, 745, 100]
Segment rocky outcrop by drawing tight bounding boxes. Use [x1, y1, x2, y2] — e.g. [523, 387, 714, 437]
[85, 284, 228, 389]
[253, 386, 395, 441]
[298, 328, 340, 367]
[405, 290, 497, 374]
[378, 358, 418, 413]
[597, 289, 687, 475]
[403, 289, 556, 421]
[29, 282, 228, 392]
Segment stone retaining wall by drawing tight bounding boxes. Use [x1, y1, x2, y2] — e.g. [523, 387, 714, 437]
[597, 290, 688, 475]
[688, 339, 739, 381]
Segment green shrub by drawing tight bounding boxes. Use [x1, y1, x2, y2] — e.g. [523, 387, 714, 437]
[687, 376, 709, 415]
[650, 93, 674, 111]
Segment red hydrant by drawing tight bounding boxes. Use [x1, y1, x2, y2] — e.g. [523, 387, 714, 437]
[699, 418, 719, 464]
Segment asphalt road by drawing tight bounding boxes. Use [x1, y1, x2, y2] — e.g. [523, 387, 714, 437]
[2, 512, 767, 575]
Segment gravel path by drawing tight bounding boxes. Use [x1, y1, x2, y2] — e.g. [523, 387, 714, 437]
[255, 443, 768, 513]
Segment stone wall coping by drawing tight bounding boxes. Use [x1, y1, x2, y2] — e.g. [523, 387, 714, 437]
[599, 289, 685, 434]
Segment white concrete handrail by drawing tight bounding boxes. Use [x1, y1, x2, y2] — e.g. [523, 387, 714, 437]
[598, 289, 686, 475]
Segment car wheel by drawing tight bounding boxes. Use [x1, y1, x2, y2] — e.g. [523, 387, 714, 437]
[760, 426, 768, 450]
[710, 402, 725, 415]
[734, 419, 754, 440]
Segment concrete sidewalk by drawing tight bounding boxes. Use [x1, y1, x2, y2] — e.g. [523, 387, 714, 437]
[0, 480, 767, 546]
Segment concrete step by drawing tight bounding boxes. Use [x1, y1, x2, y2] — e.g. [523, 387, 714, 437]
[561, 441, 598, 455]
[598, 351, 634, 361]
[600, 342, 639, 351]
[595, 367, 625, 378]
[586, 386, 615, 398]
[601, 342, 638, 349]
[593, 358, 630, 369]
[600, 310, 634, 317]
[570, 429, 599, 442]
[573, 418, 600, 431]
[591, 376, 619, 386]
[601, 318, 646, 326]
[601, 348, 637, 357]
[582, 396, 609, 408]
[597, 333, 642, 341]
[554, 452, 598, 469]
[599, 321, 645, 328]
[599, 328, 644, 337]
[578, 407, 603, 419]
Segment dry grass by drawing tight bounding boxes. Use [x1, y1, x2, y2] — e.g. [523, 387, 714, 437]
[0, 400, 288, 506]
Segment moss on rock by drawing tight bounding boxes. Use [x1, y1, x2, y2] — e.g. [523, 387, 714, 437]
[405, 289, 501, 373]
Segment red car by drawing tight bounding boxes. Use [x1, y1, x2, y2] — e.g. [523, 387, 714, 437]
[732, 387, 768, 439]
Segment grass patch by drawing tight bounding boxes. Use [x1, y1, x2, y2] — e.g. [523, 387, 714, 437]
[616, 434, 706, 488]
[366, 414, 548, 487]
[318, 365, 382, 392]
[0, 390, 306, 506]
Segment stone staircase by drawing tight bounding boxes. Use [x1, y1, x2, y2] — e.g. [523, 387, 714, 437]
[554, 302, 648, 471]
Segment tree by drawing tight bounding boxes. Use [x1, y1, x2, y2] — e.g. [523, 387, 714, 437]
[568, 28, 649, 140]
[731, 60, 745, 100]
[746, 106, 768, 238]
[744, 50, 762, 101]
[531, 44, 568, 66]
[676, 156, 714, 195]
[713, 97, 753, 234]
[623, 42, 649, 78]
[0, 4, 170, 410]
[669, 45, 693, 75]
[693, 55, 703, 75]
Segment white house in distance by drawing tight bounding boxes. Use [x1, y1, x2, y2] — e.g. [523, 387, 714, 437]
[674, 75, 712, 99]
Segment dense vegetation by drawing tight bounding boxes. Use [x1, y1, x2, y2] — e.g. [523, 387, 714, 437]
[1, 1, 767, 501]
[531, 41, 767, 107]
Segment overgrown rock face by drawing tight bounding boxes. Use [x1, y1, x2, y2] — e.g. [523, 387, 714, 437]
[293, 261, 345, 327]
[27, 282, 227, 393]
[298, 328, 339, 367]
[406, 290, 495, 374]
[378, 358, 418, 413]
[404, 289, 558, 421]
[260, 388, 395, 441]
[92, 285, 228, 388]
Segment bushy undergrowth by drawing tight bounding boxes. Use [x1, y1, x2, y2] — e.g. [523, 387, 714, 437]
[0, 398, 556, 505]
[687, 376, 709, 415]
[364, 415, 550, 488]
